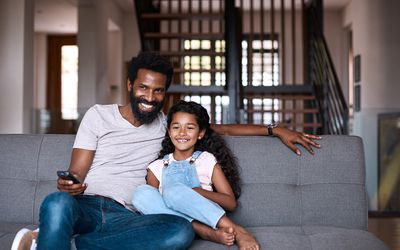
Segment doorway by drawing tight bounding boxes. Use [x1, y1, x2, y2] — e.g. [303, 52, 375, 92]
[47, 35, 78, 134]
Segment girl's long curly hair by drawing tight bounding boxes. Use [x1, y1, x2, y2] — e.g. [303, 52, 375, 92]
[159, 100, 241, 198]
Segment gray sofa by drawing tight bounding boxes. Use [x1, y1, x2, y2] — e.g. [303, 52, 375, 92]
[0, 134, 388, 250]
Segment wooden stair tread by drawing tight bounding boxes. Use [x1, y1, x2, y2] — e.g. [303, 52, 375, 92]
[246, 108, 319, 113]
[167, 85, 226, 94]
[144, 32, 224, 39]
[243, 94, 316, 100]
[159, 51, 224, 56]
[243, 85, 314, 94]
[280, 122, 323, 127]
[141, 13, 223, 20]
[173, 68, 224, 73]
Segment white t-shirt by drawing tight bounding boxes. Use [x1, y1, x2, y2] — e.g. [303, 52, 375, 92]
[73, 104, 166, 207]
[148, 151, 217, 193]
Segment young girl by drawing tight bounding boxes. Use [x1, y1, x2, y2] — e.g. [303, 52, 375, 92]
[132, 100, 259, 250]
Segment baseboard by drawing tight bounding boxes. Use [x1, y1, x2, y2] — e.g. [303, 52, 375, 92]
[368, 211, 400, 217]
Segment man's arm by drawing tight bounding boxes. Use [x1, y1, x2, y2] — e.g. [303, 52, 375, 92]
[210, 124, 321, 155]
[57, 148, 94, 195]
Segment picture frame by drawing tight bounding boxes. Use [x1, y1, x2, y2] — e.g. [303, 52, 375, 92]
[354, 55, 361, 83]
[378, 112, 400, 211]
[354, 85, 361, 112]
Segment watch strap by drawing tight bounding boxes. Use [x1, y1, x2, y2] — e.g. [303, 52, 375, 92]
[268, 126, 273, 136]
[267, 123, 277, 136]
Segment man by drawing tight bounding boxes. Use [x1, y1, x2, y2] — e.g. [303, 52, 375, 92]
[12, 52, 320, 250]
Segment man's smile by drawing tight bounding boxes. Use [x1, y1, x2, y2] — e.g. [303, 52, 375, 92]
[139, 102, 154, 112]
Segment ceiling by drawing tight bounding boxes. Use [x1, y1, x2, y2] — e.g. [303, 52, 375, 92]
[35, 0, 78, 33]
[34, 0, 351, 33]
[34, 0, 133, 33]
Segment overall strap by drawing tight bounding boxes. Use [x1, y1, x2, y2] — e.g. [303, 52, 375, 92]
[189, 151, 203, 164]
[162, 154, 169, 167]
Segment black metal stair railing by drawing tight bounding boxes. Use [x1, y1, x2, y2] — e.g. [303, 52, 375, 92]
[305, 0, 349, 135]
[134, 0, 228, 124]
[134, 0, 160, 51]
[225, 1, 243, 123]
[133, 0, 334, 133]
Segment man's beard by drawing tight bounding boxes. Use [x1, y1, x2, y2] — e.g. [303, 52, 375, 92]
[130, 90, 164, 125]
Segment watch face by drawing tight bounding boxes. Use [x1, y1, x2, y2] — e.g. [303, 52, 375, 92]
[268, 123, 278, 128]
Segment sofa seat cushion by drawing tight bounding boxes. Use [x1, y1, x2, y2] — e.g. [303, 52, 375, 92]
[0, 223, 389, 250]
[189, 225, 389, 250]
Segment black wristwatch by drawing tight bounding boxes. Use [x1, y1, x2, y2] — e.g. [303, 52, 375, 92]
[266, 123, 278, 136]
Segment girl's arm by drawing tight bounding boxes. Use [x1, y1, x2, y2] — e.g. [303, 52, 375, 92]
[146, 169, 160, 188]
[193, 164, 237, 212]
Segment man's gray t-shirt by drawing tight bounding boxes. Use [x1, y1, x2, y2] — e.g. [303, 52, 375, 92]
[73, 104, 166, 207]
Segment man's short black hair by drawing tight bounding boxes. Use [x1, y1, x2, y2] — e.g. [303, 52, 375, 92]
[128, 51, 173, 90]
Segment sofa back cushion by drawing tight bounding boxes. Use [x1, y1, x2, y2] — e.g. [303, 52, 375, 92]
[0, 135, 74, 224]
[225, 135, 367, 230]
[0, 134, 367, 230]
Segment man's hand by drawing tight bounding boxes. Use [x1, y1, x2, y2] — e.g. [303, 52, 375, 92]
[273, 127, 321, 155]
[57, 148, 94, 195]
[57, 176, 87, 196]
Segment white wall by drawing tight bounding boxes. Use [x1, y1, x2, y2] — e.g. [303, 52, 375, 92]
[108, 29, 123, 104]
[0, 0, 34, 133]
[77, 1, 98, 111]
[77, 0, 127, 113]
[324, 10, 349, 103]
[123, 8, 141, 62]
[34, 33, 47, 110]
[342, 0, 400, 210]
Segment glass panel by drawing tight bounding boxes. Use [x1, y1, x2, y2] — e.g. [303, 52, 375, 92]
[215, 40, 225, 52]
[61, 45, 78, 120]
[200, 72, 211, 86]
[215, 72, 225, 86]
[190, 40, 201, 50]
[201, 56, 211, 69]
[184, 40, 191, 50]
[201, 40, 211, 50]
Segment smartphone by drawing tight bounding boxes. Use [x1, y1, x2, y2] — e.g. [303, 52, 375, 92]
[57, 171, 81, 184]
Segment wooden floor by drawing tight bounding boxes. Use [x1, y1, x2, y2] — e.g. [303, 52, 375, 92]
[368, 217, 400, 250]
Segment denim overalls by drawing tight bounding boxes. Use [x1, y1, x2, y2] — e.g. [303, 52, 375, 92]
[161, 151, 202, 190]
[132, 151, 225, 229]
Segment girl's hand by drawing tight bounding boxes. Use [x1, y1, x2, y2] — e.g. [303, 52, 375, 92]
[192, 187, 203, 193]
[273, 127, 321, 155]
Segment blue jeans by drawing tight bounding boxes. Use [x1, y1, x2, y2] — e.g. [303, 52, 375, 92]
[132, 184, 225, 229]
[37, 192, 194, 250]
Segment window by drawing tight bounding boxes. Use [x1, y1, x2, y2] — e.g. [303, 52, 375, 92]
[61, 45, 79, 120]
[183, 39, 228, 123]
[182, 35, 280, 125]
[242, 38, 279, 87]
[242, 35, 280, 124]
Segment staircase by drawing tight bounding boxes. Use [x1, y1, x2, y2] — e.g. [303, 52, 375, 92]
[134, 0, 347, 134]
